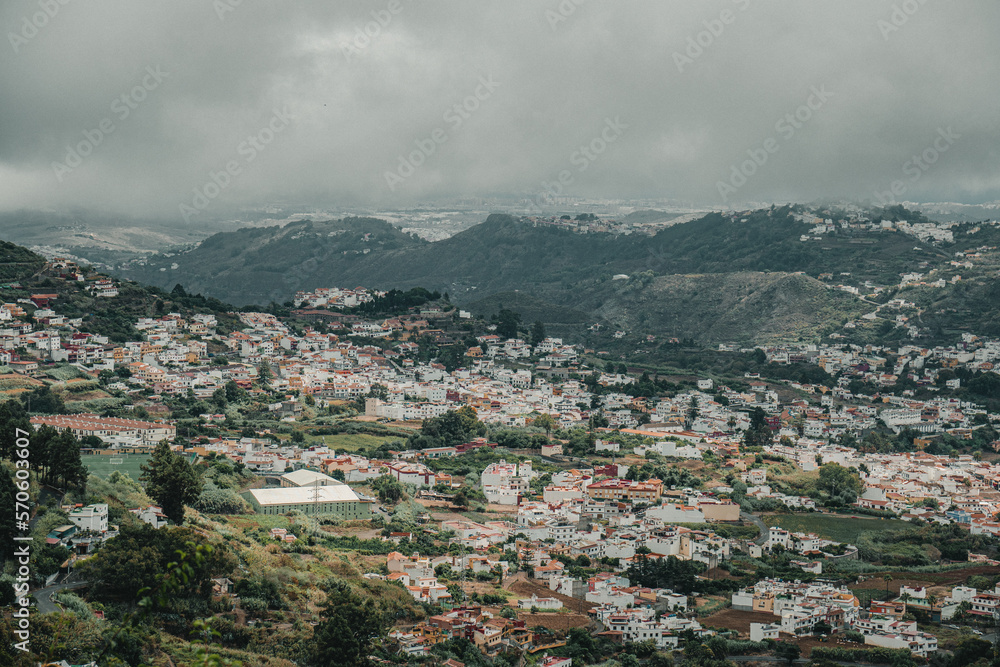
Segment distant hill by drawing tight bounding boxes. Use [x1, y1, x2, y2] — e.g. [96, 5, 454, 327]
[622, 209, 684, 224]
[123, 217, 426, 306]
[0, 209, 232, 263]
[118, 205, 974, 344]
[124, 207, 938, 302]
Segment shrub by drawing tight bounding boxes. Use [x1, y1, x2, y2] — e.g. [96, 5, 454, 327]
[54, 591, 93, 619]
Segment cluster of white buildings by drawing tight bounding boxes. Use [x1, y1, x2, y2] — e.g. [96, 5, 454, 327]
[733, 578, 939, 657]
[292, 286, 379, 309]
[380, 550, 510, 605]
[594, 605, 712, 649]
[481, 459, 533, 505]
[515, 494, 732, 571]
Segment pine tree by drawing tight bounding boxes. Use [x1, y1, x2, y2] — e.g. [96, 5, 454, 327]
[140, 440, 202, 525]
[0, 401, 31, 460]
[50, 429, 87, 490]
[530, 320, 546, 346]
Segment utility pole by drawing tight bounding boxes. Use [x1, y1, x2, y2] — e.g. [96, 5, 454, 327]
[312, 477, 320, 523]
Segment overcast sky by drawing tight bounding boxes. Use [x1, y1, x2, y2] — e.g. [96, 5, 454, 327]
[2, 0, 999, 221]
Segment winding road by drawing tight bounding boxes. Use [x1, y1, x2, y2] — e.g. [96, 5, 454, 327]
[32, 578, 88, 614]
[741, 511, 770, 546]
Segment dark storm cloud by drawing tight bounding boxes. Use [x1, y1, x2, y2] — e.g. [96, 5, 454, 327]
[1, 0, 998, 219]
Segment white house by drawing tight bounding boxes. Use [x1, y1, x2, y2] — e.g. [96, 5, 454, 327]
[750, 623, 780, 642]
[68, 504, 108, 533]
[517, 595, 563, 610]
[130, 505, 169, 529]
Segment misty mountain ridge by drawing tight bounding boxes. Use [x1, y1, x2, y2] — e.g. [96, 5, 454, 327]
[108, 204, 1000, 344]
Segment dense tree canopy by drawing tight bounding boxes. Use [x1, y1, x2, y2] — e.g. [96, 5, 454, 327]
[742, 407, 773, 449]
[140, 440, 203, 525]
[494, 309, 521, 340]
[81, 523, 232, 601]
[817, 462, 862, 506]
[624, 554, 703, 594]
[309, 578, 387, 667]
[409, 407, 486, 449]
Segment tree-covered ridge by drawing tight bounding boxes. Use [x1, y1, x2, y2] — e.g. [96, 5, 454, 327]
[122, 206, 948, 306]
[0, 240, 46, 282]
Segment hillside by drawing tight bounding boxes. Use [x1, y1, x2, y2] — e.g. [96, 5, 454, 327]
[123, 207, 938, 302]
[123, 217, 427, 306]
[464, 291, 593, 325]
[0, 240, 46, 282]
[579, 271, 868, 344]
[116, 205, 970, 344]
[122, 213, 635, 304]
[0, 256, 242, 343]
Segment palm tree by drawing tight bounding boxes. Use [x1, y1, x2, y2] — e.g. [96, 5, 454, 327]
[900, 592, 911, 610]
[883, 573, 893, 599]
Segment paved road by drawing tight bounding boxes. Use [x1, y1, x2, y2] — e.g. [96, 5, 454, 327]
[741, 511, 769, 545]
[32, 579, 88, 614]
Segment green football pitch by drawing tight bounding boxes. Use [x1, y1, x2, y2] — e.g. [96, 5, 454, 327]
[81, 454, 150, 480]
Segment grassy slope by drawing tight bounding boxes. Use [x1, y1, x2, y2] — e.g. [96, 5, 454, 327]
[764, 513, 911, 543]
[580, 271, 868, 344]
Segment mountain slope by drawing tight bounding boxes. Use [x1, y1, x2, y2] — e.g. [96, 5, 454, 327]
[0, 240, 46, 282]
[580, 271, 867, 344]
[125, 217, 427, 305]
[117, 205, 964, 344]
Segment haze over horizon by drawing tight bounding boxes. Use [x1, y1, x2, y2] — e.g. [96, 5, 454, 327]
[3, 1, 999, 223]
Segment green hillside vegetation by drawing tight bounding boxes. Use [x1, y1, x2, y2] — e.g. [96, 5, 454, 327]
[466, 291, 593, 325]
[765, 513, 910, 544]
[901, 269, 1000, 338]
[0, 240, 46, 282]
[120, 207, 944, 345]
[637, 207, 947, 283]
[579, 271, 867, 344]
[125, 217, 426, 306]
[5, 267, 243, 343]
[128, 208, 941, 307]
